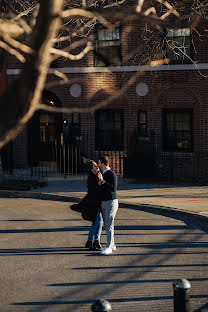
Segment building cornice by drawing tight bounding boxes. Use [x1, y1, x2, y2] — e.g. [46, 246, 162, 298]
[7, 63, 208, 75]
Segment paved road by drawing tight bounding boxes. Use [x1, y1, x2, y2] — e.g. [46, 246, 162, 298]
[0, 197, 208, 312]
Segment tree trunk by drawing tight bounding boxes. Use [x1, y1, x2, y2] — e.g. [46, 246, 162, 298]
[0, 0, 64, 149]
[0, 152, 3, 181]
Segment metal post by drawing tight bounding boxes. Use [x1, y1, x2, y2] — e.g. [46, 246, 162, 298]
[91, 299, 112, 311]
[63, 144, 66, 178]
[173, 279, 191, 312]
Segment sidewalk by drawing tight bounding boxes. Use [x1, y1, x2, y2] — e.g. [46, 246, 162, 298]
[30, 176, 208, 223]
[1, 176, 208, 223]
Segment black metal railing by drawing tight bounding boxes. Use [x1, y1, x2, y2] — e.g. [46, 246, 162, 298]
[2, 129, 208, 183]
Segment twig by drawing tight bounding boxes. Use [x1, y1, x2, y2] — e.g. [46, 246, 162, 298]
[144, 7, 157, 16]
[51, 41, 92, 61]
[61, 8, 115, 29]
[12, 5, 36, 21]
[156, 0, 180, 17]
[17, 18, 32, 34]
[0, 40, 25, 63]
[51, 69, 69, 82]
[3, 34, 33, 54]
[45, 76, 79, 88]
[161, 9, 174, 20]
[136, 0, 144, 13]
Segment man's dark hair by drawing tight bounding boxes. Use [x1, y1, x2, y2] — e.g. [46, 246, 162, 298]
[99, 156, 110, 166]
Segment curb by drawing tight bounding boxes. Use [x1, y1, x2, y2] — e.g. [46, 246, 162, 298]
[119, 201, 208, 226]
[0, 190, 207, 226]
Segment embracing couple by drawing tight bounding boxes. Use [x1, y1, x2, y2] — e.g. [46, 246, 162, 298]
[85, 156, 118, 256]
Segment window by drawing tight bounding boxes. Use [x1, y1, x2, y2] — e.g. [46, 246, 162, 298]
[70, 113, 81, 138]
[95, 109, 124, 150]
[40, 113, 56, 143]
[163, 109, 193, 151]
[94, 26, 122, 66]
[165, 28, 191, 64]
[138, 111, 147, 136]
[72, 113, 80, 125]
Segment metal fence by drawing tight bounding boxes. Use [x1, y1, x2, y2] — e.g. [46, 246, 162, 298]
[2, 137, 208, 183]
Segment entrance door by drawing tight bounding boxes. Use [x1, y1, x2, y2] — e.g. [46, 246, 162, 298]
[28, 91, 62, 166]
[39, 112, 56, 162]
[136, 146, 156, 178]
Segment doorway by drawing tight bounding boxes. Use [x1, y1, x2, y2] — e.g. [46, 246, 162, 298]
[28, 90, 62, 166]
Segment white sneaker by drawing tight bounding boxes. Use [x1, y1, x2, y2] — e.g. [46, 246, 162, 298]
[101, 245, 116, 251]
[100, 247, 112, 255]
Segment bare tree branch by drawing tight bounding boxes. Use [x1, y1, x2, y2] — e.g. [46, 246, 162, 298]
[2, 34, 33, 54]
[157, 0, 180, 17]
[0, 40, 25, 63]
[37, 58, 169, 114]
[1, 0, 208, 149]
[62, 6, 208, 30]
[0, 19, 26, 38]
[0, 0, 64, 149]
[12, 5, 36, 21]
[51, 41, 92, 60]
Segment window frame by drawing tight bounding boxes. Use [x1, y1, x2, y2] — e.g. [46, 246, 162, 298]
[138, 110, 148, 137]
[164, 28, 192, 64]
[162, 109, 193, 152]
[72, 113, 80, 125]
[95, 109, 124, 151]
[94, 25, 122, 67]
[39, 113, 56, 144]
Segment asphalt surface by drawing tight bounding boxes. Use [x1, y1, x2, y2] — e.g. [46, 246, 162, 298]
[0, 197, 207, 312]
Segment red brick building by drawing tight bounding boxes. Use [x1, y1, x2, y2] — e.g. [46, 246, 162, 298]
[5, 3, 208, 181]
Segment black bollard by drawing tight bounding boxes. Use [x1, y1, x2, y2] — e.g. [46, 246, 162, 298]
[173, 279, 191, 312]
[91, 299, 112, 312]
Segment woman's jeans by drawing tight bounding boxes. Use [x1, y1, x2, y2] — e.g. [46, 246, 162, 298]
[88, 208, 103, 241]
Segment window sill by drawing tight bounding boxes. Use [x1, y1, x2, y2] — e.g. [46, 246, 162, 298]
[160, 151, 194, 157]
[94, 150, 124, 153]
[138, 136, 149, 142]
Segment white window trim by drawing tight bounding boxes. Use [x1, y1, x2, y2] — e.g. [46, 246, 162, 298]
[7, 63, 208, 75]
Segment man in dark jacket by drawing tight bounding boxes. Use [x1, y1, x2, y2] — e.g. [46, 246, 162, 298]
[98, 156, 118, 255]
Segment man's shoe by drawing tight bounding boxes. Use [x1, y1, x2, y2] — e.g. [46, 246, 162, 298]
[100, 247, 112, 255]
[85, 241, 94, 250]
[93, 240, 102, 250]
[101, 245, 116, 251]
